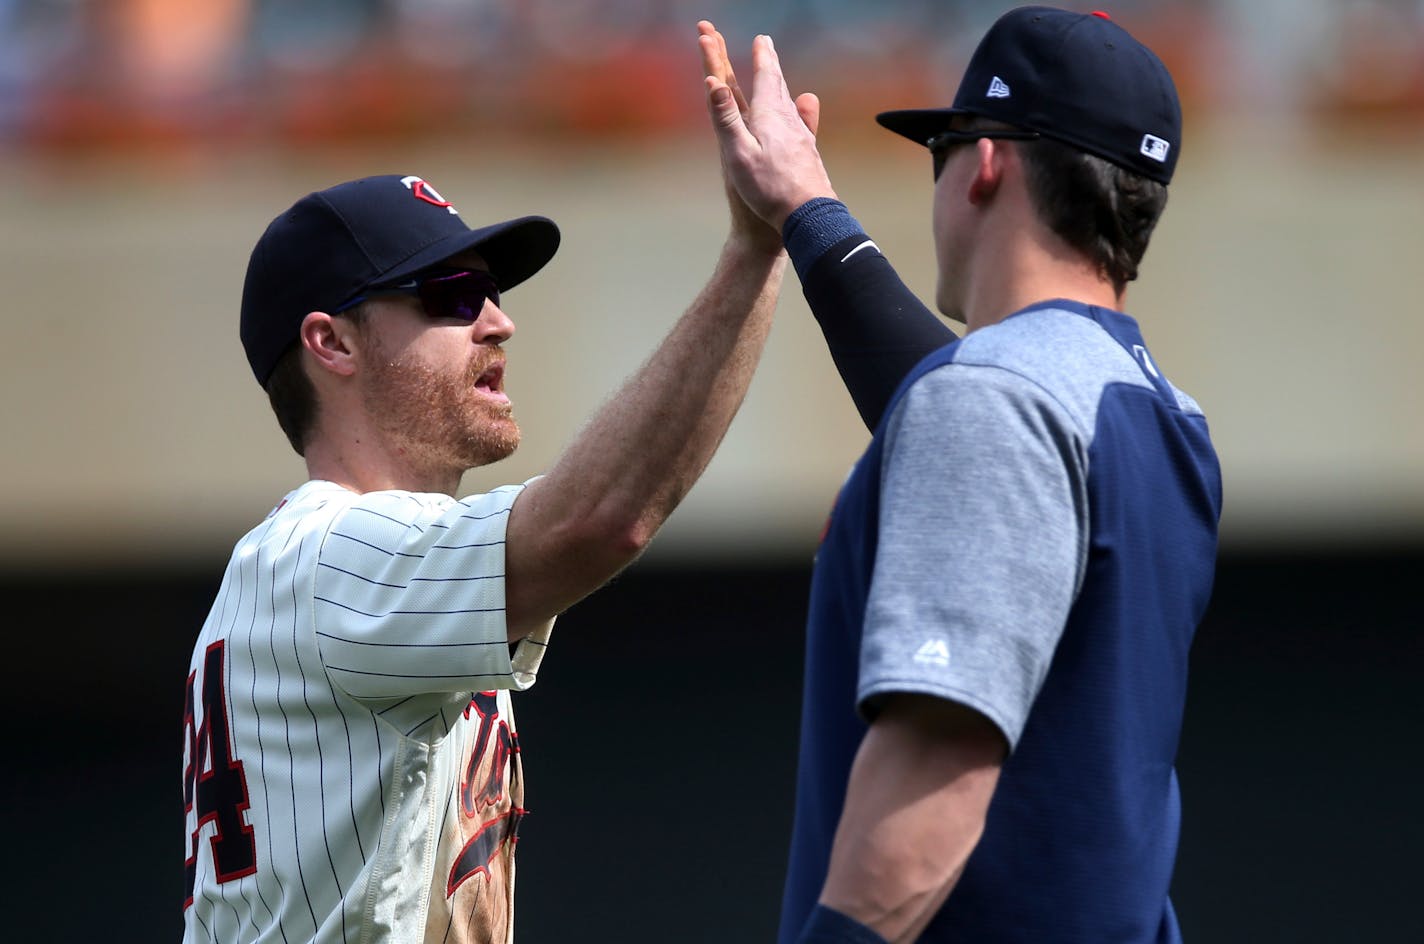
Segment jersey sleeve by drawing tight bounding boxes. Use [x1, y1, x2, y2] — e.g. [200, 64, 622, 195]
[858, 364, 1089, 749]
[312, 482, 552, 701]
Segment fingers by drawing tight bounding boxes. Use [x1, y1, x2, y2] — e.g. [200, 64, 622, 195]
[697, 22, 721, 80]
[697, 21, 731, 88]
[698, 21, 749, 115]
[698, 33, 720, 84]
[796, 92, 821, 137]
[700, 26, 816, 143]
[699, 23, 754, 146]
[750, 35, 800, 122]
[704, 75, 752, 144]
[716, 26, 750, 114]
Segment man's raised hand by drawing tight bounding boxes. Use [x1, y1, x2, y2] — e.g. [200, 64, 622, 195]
[698, 22, 834, 233]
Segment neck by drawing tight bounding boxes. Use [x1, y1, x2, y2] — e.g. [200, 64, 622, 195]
[959, 209, 1122, 334]
[303, 420, 463, 496]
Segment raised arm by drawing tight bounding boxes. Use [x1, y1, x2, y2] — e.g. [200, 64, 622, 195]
[699, 23, 954, 429]
[785, 201, 954, 429]
[501, 78, 787, 641]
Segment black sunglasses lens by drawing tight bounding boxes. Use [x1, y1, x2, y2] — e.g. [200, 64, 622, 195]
[929, 130, 967, 181]
[418, 271, 499, 321]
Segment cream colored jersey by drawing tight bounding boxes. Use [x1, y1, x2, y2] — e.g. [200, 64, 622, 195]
[182, 480, 552, 943]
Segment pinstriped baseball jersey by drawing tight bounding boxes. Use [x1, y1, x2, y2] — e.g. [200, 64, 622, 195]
[182, 479, 553, 944]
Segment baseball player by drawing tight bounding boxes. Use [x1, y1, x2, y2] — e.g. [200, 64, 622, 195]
[702, 9, 1220, 943]
[182, 165, 787, 942]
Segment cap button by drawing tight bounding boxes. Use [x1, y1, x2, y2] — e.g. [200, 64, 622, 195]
[1091, 10, 1111, 19]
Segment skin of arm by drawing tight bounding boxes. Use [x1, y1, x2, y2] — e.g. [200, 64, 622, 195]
[501, 42, 790, 640]
[820, 693, 1006, 943]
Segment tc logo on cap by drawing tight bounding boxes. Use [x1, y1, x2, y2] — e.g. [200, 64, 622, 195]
[1140, 134, 1171, 163]
[400, 175, 459, 215]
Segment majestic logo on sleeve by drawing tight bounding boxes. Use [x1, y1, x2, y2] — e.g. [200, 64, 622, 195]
[913, 637, 952, 667]
[401, 175, 459, 215]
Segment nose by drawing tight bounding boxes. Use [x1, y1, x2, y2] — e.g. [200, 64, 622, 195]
[474, 300, 515, 345]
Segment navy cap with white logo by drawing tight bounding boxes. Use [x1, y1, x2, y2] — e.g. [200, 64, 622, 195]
[240, 174, 560, 386]
[877, 6, 1182, 184]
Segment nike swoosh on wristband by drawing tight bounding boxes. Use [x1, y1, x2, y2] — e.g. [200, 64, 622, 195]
[840, 239, 881, 263]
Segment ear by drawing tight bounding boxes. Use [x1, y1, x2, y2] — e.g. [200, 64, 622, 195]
[300, 311, 359, 378]
[966, 137, 1005, 206]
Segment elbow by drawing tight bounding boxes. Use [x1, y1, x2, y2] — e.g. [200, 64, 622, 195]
[619, 514, 662, 556]
[553, 504, 658, 574]
[579, 488, 667, 559]
[834, 831, 982, 919]
[603, 514, 658, 562]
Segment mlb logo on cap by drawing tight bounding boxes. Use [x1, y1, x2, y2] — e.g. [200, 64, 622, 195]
[1140, 134, 1171, 163]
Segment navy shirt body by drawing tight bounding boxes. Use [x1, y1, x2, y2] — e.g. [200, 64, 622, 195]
[778, 294, 1221, 944]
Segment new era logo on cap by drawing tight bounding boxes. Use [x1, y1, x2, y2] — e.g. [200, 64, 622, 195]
[1140, 134, 1171, 163]
[987, 76, 1012, 98]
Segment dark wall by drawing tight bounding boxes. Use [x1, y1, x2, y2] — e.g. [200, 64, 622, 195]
[5, 547, 1420, 942]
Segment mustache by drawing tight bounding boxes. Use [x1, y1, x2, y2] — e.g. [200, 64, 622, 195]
[467, 347, 505, 383]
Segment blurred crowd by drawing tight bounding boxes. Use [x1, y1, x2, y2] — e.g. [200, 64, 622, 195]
[0, 0, 1421, 152]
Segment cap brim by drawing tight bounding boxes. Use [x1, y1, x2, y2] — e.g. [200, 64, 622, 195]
[375, 215, 561, 292]
[875, 108, 967, 147]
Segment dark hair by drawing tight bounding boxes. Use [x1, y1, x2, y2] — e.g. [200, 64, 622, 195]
[1015, 136, 1168, 294]
[263, 304, 369, 457]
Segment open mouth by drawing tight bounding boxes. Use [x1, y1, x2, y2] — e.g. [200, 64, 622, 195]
[474, 362, 507, 400]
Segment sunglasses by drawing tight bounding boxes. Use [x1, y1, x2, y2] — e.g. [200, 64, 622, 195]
[928, 128, 1041, 181]
[334, 268, 500, 321]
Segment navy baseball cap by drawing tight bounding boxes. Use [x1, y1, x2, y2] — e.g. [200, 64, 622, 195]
[240, 174, 560, 386]
[877, 6, 1181, 184]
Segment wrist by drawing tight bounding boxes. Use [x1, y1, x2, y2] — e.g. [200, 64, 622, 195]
[724, 226, 789, 264]
[795, 905, 889, 944]
[782, 198, 868, 280]
[770, 189, 839, 233]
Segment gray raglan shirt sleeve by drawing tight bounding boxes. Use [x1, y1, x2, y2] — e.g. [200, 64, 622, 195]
[858, 362, 1090, 749]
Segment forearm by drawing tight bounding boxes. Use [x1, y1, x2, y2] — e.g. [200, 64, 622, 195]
[505, 235, 783, 634]
[785, 199, 956, 430]
[562, 235, 784, 538]
[818, 696, 1003, 943]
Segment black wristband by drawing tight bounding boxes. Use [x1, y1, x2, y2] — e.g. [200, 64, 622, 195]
[801, 232, 956, 430]
[795, 905, 890, 944]
[783, 197, 862, 278]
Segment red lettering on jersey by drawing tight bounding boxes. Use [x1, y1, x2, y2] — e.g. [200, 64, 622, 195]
[460, 692, 513, 816]
[447, 691, 522, 896]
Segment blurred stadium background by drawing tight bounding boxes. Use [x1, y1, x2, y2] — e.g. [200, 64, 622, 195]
[1, 0, 1420, 940]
